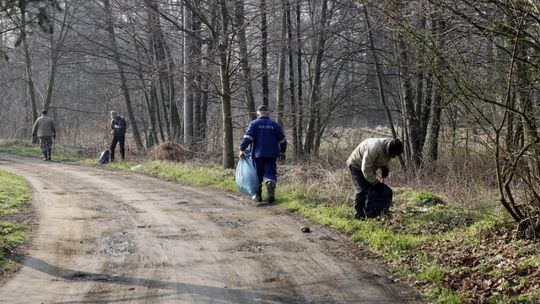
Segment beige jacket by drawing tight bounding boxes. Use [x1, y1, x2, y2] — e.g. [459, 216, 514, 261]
[346, 138, 392, 185]
[32, 115, 56, 138]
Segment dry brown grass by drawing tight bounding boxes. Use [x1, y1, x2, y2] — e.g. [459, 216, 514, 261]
[149, 141, 195, 162]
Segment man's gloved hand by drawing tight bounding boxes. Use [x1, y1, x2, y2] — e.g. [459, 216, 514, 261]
[372, 182, 385, 192]
[279, 152, 286, 161]
[381, 166, 389, 178]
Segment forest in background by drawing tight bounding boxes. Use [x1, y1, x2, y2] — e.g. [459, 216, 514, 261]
[0, 1, 539, 235]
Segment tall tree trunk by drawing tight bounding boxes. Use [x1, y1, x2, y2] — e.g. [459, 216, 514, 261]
[218, 0, 234, 168]
[103, 0, 143, 149]
[304, 0, 328, 157]
[131, 24, 158, 146]
[183, 2, 194, 145]
[260, 0, 269, 107]
[295, 0, 304, 156]
[276, 0, 287, 125]
[286, 0, 299, 157]
[234, 0, 256, 120]
[18, 2, 38, 123]
[424, 16, 445, 161]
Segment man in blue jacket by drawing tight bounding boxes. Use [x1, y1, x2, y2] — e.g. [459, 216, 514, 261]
[239, 105, 287, 203]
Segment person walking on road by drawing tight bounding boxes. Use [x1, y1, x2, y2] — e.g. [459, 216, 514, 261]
[239, 105, 287, 203]
[32, 108, 56, 161]
[347, 138, 403, 219]
[110, 111, 127, 162]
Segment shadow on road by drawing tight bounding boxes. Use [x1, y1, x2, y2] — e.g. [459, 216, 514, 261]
[12, 256, 326, 304]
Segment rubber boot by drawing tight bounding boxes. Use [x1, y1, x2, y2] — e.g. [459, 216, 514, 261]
[252, 184, 262, 202]
[266, 181, 276, 203]
[42, 151, 48, 161]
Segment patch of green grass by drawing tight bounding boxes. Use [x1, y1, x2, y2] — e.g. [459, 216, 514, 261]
[132, 161, 237, 192]
[0, 170, 32, 215]
[0, 139, 77, 161]
[427, 287, 462, 304]
[0, 169, 32, 269]
[395, 189, 445, 206]
[418, 263, 447, 283]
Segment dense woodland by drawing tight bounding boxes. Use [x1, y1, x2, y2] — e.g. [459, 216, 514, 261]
[0, 0, 539, 236]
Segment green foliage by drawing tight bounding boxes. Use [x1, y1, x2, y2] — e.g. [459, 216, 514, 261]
[427, 287, 462, 304]
[395, 189, 445, 206]
[0, 169, 32, 269]
[418, 263, 447, 283]
[0, 170, 31, 215]
[0, 139, 78, 162]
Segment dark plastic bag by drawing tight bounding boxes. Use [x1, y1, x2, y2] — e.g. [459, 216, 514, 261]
[365, 184, 393, 217]
[98, 149, 110, 165]
[235, 150, 259, 196]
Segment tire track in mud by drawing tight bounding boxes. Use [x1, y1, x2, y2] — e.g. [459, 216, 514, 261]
[0, 154, 423, 303]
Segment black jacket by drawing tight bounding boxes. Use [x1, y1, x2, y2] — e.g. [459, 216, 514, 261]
[111, 117, 127, 136]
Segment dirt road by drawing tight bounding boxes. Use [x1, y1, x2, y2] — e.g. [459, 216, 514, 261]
[0, 154, 423, 304]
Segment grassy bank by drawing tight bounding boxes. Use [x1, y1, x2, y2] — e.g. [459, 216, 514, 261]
[1, 139, 539, 303]
[0, 168, 33, 273]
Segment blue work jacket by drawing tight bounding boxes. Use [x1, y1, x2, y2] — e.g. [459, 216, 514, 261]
[240, 116, 287, 159]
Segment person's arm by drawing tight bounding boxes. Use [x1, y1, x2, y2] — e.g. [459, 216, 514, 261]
[239, 122, 256, 158]
[361, 147, 380, 185]
[276, 123, 287, 160]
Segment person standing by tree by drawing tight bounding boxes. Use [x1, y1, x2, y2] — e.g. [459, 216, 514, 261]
[32, 108, 56, 161]
[347, 138, 403, 219]
[110, 110, 127, 162]
[239, 105, 287, 203]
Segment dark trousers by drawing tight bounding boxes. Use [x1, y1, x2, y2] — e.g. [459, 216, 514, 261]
[254, 157, 277, 184]
[349, 165, 371, 217]
[110, 135, 125, 161]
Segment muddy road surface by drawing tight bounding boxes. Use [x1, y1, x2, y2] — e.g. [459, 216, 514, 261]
[0, 154, 423, 303]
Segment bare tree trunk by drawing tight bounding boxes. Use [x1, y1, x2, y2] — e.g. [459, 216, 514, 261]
[183, 2, 194, 145]
[295, 0, 304, 156]
[103, 0, 143, 150]
[424, 16, 445, 161]
[276, 0, 287, 125]
[234, 0, 256, 120]
[218, 1, 234, 169]
[261, 0, 269, 107]
[18, 2, 38, 123]
[304, 0, 328, 157]
[131, 25, 158, 146]
[286, 0, 299, 157]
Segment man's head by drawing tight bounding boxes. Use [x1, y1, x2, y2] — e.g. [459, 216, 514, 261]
[41, 108, 48, 115]
[256, 105, 269, 117]
[110, 111, 118, 119]
[388, 138, 403, 158]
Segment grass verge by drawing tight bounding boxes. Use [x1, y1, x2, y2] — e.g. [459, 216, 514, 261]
[0, 169, 33, 273]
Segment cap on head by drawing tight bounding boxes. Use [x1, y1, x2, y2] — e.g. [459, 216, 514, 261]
[110, 111, 118, 118]
[41, 108, 48, 114]
[257, 105, 268, 112]
[389, 138, 404, 157]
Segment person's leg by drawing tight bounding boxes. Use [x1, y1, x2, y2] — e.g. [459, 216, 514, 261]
[253, 158, 265, 202]
[46, 137, 52, 160]
[263, 158, 277, 203]
[349, 165, 370, 219]
[39, 137, 48, 160]
[119, 136, 125, 160]
[39, 136, 51, 160]
[110, 136, 119, 162]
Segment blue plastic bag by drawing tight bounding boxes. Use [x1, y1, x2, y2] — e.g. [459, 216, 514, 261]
[235, 150, 259, 196]
[365, 184, 393, 217]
